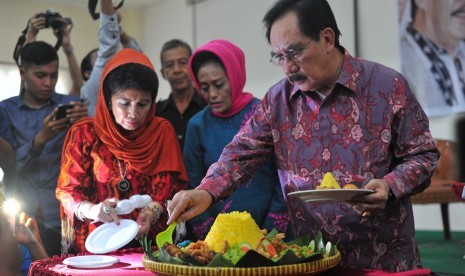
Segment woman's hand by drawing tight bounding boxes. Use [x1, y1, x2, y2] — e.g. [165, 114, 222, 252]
[348, 179, 391, 216]
[136, 210, 153, 237]
[136, 203, 163, 237]
[166, 190, 213, 225]
[81, 199, 120, 224]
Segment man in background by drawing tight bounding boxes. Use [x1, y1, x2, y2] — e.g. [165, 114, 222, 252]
[80, 0, 142, 116]
[24, 10, 82, 98]
[0, 41, 87, 255]
[22, 0, 141, 116]
[156, 39, 206, 151]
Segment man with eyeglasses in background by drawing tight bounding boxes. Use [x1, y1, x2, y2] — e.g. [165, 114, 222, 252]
[167, 0, 439, 272]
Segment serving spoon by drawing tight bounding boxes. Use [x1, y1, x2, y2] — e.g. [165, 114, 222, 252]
[156, 221, 177, 250]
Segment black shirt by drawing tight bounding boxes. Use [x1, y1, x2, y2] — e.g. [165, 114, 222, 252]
[156, 92, 207, 152]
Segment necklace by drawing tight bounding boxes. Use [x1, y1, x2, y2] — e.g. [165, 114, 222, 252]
[117, 160, 130, 192]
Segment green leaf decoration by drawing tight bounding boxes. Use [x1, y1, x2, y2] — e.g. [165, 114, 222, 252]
[146, 229, 337, 268]
[274, 249, 300, 265]
[235, 250, 277, 267]
[299, 253, 324, 263]
[325, 242, 337, 257]
[266, 228, 279, 239]
[308, 240, 315, 251]
[315, 231, 325, 253]
[157, 247, 185, 265]
[206, 253, 235, 267]
[138, 233, 155, 260]
[286, 233, 311, 246]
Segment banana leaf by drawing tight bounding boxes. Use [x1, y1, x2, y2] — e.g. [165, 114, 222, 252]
[141, 230, 335, 267]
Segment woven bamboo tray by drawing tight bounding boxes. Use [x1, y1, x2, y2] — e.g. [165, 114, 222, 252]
[142, 250, 341, 276]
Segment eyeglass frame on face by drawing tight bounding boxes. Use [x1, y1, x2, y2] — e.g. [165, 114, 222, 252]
[269, 40, 311, 66]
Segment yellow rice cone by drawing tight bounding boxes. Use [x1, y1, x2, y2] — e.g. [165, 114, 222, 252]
[205, 211, 264, 253]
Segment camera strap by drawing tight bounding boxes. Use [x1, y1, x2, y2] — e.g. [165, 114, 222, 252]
[12, 20, 63, 68]
[13, 21, 28, 68]
[88, 0, 125, 20]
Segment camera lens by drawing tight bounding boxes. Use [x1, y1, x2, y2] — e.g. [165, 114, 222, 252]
[43, 9, 63, 29]
[49, 18, 63, 29]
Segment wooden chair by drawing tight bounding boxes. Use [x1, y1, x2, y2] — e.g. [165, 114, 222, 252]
[411, 139, 462, 240]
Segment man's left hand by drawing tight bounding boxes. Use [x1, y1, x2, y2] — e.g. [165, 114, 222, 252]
[67, 101, 88, 124]
[348, 179, 390, 216]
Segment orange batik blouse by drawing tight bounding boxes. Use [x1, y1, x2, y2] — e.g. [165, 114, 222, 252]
[57, 122, 188, 253]
[56, 48, 188, 254]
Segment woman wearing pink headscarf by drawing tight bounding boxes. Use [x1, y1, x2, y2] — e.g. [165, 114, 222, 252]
[183, 39, 293, 241]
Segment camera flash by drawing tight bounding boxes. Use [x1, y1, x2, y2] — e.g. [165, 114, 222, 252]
[2, 199, 20, 233]
[2, 199, 20, 215]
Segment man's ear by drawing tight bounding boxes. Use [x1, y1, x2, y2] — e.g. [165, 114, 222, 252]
[322, 27, 336, 51]
[160, 68, 167, 80]
[83, 70, 92, 80]
[19, 67, 26, 81]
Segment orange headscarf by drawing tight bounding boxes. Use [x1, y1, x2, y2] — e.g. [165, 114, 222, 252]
[69, 49, 187, 180]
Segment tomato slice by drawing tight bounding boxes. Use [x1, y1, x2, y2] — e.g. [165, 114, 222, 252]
[262, 240, 277, 257]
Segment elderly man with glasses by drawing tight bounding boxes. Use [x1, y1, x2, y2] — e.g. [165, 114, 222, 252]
[167, 0, 439, 272]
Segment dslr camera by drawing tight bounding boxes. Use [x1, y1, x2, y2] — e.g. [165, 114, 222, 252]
[37, 9, 72, 30]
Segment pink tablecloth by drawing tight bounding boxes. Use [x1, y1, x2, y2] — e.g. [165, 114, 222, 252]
[29, 248, 153, 276]
[29, 247, 432, 276]
[320, 267, 431, 276]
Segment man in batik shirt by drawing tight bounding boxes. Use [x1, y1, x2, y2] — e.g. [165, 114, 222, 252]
[167, 0, 439, 272]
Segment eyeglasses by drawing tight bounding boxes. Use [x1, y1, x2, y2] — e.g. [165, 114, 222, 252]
[269, 40, 311, 66]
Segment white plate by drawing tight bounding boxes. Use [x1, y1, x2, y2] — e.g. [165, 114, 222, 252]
[85, 219, 139, 254]
[287, 189, 374, 203]
[63, 255, 119, 268]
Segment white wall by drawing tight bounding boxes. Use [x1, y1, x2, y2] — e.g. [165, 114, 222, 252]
[1, 0, 463, 231]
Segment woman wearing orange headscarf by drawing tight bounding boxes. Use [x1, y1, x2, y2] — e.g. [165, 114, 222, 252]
[56, 49, 188, 254]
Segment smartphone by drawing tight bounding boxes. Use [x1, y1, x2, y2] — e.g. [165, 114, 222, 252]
[55, 104, 74, 120]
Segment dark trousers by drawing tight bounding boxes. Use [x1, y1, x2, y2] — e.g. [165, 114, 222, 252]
[36, 216, 62, 256]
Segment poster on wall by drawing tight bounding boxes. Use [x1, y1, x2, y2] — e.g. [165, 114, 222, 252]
[398, 0, 465, 118]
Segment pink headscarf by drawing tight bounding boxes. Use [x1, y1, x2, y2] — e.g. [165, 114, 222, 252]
[189, 39, 254, 118]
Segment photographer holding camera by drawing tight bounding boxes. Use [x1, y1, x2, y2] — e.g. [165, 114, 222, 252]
[24, 10, 83, 98]
[80, 0, 142, 116]
[0, 40, 88, 256]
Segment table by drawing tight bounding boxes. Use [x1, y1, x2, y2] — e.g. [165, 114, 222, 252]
[321, 267, 432, 276]
[29, 248, 153, 276]
[29, 248, 433, 276]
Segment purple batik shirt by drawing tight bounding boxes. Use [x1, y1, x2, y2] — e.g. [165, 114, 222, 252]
[197, 51, 439, 271]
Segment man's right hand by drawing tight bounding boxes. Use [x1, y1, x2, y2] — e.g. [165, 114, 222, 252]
[166, 190, 213, 225]
[26, 12, 46, 43]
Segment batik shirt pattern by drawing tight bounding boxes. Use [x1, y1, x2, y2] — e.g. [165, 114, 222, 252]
[197, 51, 439, 271]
